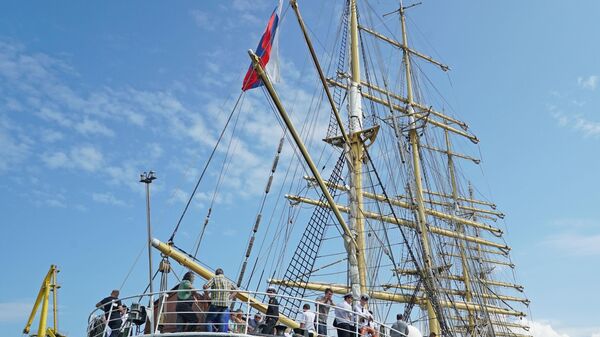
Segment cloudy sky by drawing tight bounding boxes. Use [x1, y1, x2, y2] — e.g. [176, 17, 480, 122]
[1, 1, 599, 337]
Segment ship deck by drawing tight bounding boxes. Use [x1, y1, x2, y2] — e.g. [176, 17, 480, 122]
[87, 289, 412, 337]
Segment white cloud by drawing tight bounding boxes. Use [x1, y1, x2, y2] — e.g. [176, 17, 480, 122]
[42, 145, 104, 172]
[577, 75, 598, 90]
[542, 232, 600, 256]
[42, 151, 69, 168]
[516, 319, 600, 337]
[572, 115, 600, 137]
[0, 301, 32, 323]
[528, 320, 570, 337]
[71, 145, 104, 172]
[46, 198, 66, 208]
[37, 107, 73, 127]
[190, 10, 215, 30]
[0, 115, 32, 172]
[105, 162, 141, 191]
[551, 109, 600, 137]
[74, 118, 114, 137]
[0, 38, 328, 210]
[168, 187, 189, 205]
[30, 189, 67, 208]
[240, 13, 261, 25]
[41, 129, 64, 142]
[92, 192, 127, 207]
[232, 0, 269, 12]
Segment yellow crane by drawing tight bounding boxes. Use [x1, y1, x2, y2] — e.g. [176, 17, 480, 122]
[23, 265, 66, 337]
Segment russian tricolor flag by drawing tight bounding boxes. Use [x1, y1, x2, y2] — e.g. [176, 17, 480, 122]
[242, 0, 282, 91]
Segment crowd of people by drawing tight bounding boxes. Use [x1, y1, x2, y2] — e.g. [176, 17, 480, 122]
[95, 270, 435, 337]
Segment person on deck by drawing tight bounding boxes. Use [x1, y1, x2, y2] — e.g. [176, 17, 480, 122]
[248, 312, 263, 333]
[204, 268, 237, 332]
[334, 293, 355, 337]
[354, 295, 377, 337]
[297, 303, 316, 337]
[363, 311, 379, 337]
[118, 304, 130, 337]
[96, 290, 122, 337]
[176, 271, 199, 332]
[315, 288, 334, 336]
[264, 287, 280, 334]
[229, 309, 247, 333]
[390, 314, 408, 337]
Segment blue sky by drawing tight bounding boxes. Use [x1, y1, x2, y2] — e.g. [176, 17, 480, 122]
[1, 1, 599, 337]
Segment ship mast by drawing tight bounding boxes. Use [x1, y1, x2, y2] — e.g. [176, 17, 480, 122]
[346, 0, 369, 298]
[445, 127, 475, 334]
[398, 1, 440, 334]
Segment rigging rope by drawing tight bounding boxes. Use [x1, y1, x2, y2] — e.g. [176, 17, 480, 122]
[168, 92, 244, 244]
[362, 144, 454, 337]
[192, 95, 245, 258]
[236, 134, 286, 288]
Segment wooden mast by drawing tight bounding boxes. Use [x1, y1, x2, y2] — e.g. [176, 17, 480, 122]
[347, 0, 369, 298]
[445, 126, 476, 334]
[398, 1, 440, 334]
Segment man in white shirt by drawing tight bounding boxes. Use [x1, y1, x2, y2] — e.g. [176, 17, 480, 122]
[297, 303, 316, 337]
[334, 293, 355, 337]
[354, 295, 378, 337]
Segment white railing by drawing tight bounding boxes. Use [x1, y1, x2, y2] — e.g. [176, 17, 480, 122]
[87, 289, 409, 337]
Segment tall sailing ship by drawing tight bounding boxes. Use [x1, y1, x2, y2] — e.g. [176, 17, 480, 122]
[86, 1, 531, 337]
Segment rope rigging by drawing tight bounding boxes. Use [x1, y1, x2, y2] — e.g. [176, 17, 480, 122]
[192, 95, 245, 258]
[236, 134, 286, 288]
[167, 92, 244, 244]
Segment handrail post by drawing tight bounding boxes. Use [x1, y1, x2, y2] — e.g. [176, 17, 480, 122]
[155, 292, 166, 334]
[355, 308, 359, 337]
[105, 301, 114, 336]
[244, 291, 250, 334]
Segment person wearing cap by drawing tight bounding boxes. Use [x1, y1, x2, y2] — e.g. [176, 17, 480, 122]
[248, 312, 263, 333]
[355, 295, 377, 337]
[204, 268, 237, 332]
[334, 293, 355, 337]
[390, 314, 408, 337]
[264, 287, 279, 334]
[315, 288, 334, 336]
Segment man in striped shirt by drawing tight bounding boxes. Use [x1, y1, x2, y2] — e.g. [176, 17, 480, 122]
[203, 268, 237, 332]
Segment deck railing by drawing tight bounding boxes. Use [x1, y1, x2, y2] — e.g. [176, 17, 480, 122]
[87, 289, 409, 337]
